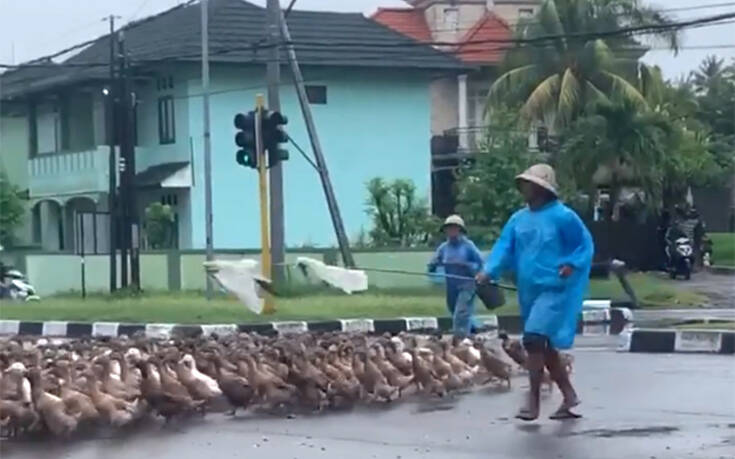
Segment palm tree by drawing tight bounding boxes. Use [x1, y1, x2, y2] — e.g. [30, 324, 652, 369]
[559, 97, 670, 218]
[488, 0, 679, 128]
[690, 55, 725, 94]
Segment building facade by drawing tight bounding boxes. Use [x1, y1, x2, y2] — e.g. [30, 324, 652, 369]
[0, 0, 462, 251]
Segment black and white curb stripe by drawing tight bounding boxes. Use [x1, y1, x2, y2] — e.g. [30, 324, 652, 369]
[0, 308, 631, 339]
[619, 328, 735, 354]
[0, 317, 495, 339]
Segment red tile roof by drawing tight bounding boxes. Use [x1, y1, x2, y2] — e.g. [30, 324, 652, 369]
[371, 7, 432, 43]
[455, 12, 512, 64]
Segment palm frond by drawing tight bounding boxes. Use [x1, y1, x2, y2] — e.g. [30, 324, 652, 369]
[584, 80, 610, 109]
[600, 71, 647, 108]
[521, 73, 561, 122]
[558, 68, 582, 125]
[487, 64, 539, 108]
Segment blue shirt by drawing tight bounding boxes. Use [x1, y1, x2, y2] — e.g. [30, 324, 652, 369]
[428, 236, 484, 290]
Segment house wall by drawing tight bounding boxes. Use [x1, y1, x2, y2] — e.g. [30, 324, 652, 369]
[425, 2, 487, 43]
[492, 1, 539, 25]
[0, 112, 32, 245]
[184, 64, 432, 249]
[431, 76, 459, 135]
[134, 70, 192, 173]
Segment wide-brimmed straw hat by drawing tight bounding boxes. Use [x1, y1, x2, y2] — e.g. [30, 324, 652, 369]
[515, 163, 558, 196]
[441, 215, 466, 232]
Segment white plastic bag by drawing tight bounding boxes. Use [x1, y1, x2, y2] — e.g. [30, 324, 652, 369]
[295, 256, 368, 294]
[203, 259, 269, 314]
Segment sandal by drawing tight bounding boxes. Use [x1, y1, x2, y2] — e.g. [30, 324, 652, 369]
[515, 407, 539, 422]
[549, 398, 581, 420]
[549, 408, 582, 420]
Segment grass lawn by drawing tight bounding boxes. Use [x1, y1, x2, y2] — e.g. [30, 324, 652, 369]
[710, 232, 735, 267]
[676, 321, 735, 330]
[0, 273, 706, 324]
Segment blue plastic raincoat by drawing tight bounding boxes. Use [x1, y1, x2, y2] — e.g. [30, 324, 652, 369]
[483, 201, 594, 349]
[428, 236, 484, 337]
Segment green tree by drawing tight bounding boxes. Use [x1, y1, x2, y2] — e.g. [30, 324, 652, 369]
[364, 178, 438, 247]
[0, 171, 25, 248]
[488, 0, 679, 127]
[559, 98, 669, 217]
[144, 202, 176, 249]
[455, 109, 539, 245]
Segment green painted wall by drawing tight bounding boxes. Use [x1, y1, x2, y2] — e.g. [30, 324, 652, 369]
[16, 250, 440, 296]
[0, 113, 31, 246]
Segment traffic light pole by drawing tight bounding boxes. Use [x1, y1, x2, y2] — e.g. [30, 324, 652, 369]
[255, 95, 274, 314]
[266, 0, 285, 286]
[278, 11, 356, 268]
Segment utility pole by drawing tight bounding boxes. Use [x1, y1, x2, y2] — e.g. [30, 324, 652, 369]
[106, 15, 118, 292]
[117, 31, 129, 289]
[122, 32, 140, 290]
[201, 0, 215, 299]
[255, 95, 274, 313]
[278, 12, 356, 267]
[266, 0, 285, 285]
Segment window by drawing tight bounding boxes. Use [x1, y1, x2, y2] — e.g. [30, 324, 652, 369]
[443, 7, 459, 29]
[157, 76, 174, 91]
[305, 85, 327, 104]
[157, 96, 175, 144]
[519, 8, 534, 18]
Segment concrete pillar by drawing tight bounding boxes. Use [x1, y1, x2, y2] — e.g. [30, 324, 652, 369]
[40, 201, 62, 251]
[458, 74, 468, 150]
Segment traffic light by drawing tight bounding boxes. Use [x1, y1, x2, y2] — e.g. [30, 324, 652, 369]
[262, 110, 289, 168]
[234, 111, 257, 169]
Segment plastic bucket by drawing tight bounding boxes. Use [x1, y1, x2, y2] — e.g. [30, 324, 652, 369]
[476, 282, 505, 310]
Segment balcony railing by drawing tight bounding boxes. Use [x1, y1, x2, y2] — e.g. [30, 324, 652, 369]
[28, 146, 119, 198]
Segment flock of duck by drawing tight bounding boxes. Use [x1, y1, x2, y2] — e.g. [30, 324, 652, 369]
[0, 330, 572, 439]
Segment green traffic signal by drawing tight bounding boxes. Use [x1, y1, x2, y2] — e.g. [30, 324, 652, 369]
[235, 149, 257, 169]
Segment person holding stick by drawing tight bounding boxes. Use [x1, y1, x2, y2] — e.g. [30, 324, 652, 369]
[476, 164, 594, 421]
[428, 215, 484, 338]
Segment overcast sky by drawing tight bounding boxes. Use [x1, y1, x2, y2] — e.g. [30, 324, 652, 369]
[0, 0, 732, 79]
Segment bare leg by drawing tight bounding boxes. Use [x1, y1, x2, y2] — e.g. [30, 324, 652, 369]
[544, 348, 581, 419]
[516, 352, 544, 421]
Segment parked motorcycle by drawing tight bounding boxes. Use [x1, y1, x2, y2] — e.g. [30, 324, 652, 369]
[0, 246, 40, 301]
[668, 237, 694, 280]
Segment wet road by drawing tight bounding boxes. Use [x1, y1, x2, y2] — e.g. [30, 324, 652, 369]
[2, 338, 733, 459]
[672, 272, 734, 309]
[634, 308, 735, 326]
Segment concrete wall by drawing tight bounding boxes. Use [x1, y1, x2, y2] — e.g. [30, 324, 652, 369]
[13, 249, 444, 296]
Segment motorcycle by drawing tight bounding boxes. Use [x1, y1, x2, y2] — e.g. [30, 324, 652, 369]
[0, 267, 40, 302]
[668, 237, 694, 280]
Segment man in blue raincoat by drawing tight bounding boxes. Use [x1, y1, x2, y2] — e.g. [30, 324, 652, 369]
[428, 215, 484, 338]
[476, 164, 594, 421]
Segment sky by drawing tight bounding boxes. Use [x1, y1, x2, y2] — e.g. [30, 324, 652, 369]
[0, 0, 733, 79]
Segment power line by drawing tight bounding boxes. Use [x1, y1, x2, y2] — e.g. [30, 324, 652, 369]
[1, 12, 733, 71]
[374, 2, 735, 37]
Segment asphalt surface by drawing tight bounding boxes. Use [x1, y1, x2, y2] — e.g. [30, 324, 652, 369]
[2, 337, 733, 459]
[671, 272, 734, 309]
[634, 308, 735, 326]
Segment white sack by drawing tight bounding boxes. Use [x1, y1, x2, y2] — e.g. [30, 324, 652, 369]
[203, 259, 268, 314]
[296, 256, 368, 294]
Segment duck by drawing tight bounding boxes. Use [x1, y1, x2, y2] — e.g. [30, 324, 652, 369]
[474, 342, 512, 388]
[135, 359, 203, 422]
[498, 331, 527, 368]
[408, 349, 445, 397]
[0, 399, 40, 437]
[27, 368, 80, 437]
[177, 354, 222, 403]
[82, 371, 137, 427]
[209, 354, 254, 415]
